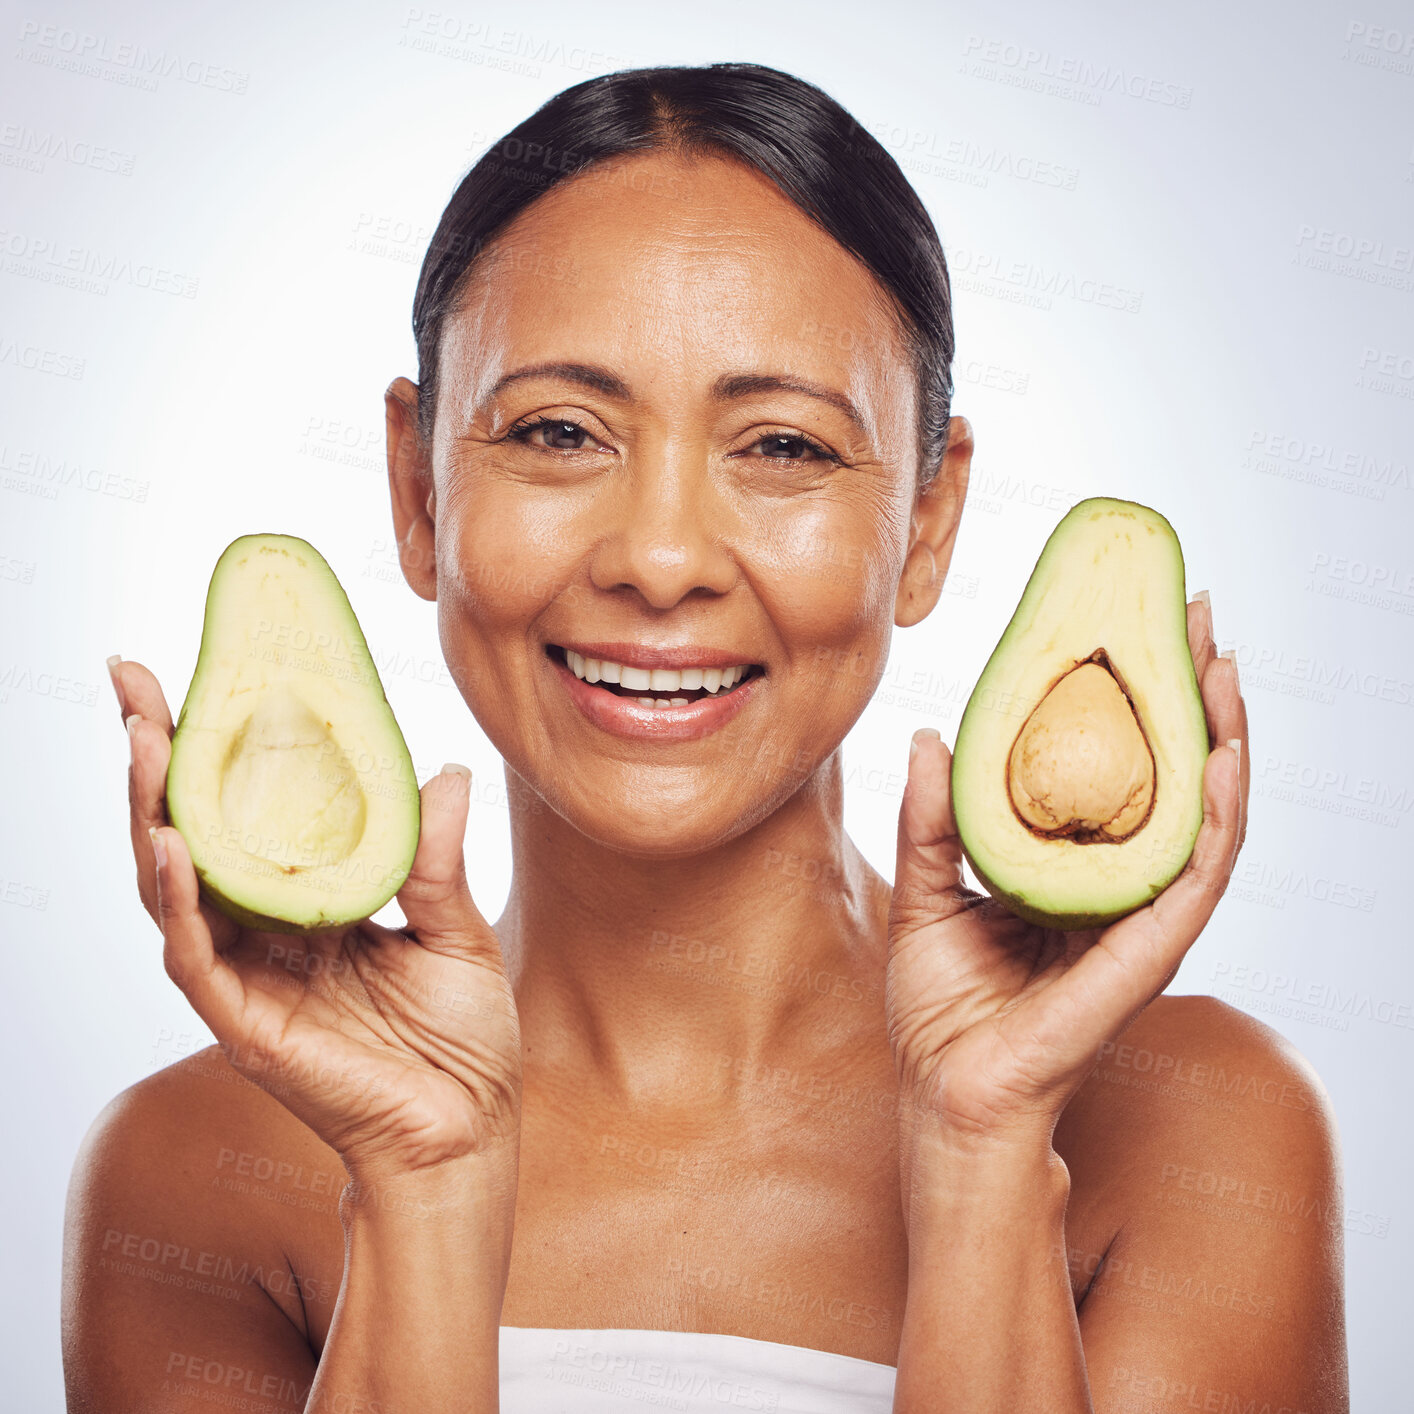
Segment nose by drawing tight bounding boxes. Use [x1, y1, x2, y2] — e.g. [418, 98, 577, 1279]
[586, 438, 739, 610]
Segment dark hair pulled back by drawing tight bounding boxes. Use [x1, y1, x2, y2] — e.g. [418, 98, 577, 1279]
[412, 62, 954, 484]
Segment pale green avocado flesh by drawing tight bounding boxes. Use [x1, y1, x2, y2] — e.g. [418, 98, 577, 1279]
[167, 534, 421, 933]
[952, 498, 1209, 930]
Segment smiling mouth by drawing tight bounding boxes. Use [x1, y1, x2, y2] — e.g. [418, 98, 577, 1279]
[546, 645, 764, 708]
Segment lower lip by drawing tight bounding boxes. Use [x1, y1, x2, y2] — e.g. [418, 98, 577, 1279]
[550, 654, 761, 741]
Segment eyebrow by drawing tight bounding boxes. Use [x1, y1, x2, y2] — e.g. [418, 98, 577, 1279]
[485, 361, 867, 435]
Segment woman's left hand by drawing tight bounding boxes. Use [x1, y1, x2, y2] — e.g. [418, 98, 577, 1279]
[884, 593, 1249, 1146]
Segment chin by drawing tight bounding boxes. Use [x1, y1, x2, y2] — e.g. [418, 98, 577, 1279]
[539, 767, 795, 861]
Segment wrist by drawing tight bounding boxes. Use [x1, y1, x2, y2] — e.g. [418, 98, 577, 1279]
[898, 1098, 1069, 1223]
[901, 1151, 1070, 1260]
[340, 1143, 520, 1233]
[897, 1083, 1061, 1160]
[321, 1150, 515, 1414]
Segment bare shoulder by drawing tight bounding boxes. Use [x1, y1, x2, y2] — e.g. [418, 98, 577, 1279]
[1055, 994, 1347, 1410]
[1059, 992, 1341, 1220]
[67, 1044, 340, 1222]
[63, 1046, 344, 1345]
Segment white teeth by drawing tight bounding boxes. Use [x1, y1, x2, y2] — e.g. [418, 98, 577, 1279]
[562, 650, 753, 698]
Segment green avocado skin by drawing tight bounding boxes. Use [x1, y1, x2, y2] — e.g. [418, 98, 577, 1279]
[951, 496, 1207, 932]
[958, 847, 1159, 933]
[167, 532, 420, 936]
[187, 867, 417, 936]
[193, 882, 352, 937]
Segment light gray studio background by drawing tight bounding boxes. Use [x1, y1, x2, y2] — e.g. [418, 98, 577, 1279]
[3, 0, 1411, 1406]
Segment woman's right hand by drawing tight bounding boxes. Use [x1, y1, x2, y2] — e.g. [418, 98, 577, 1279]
[114, 655, 523, 1186]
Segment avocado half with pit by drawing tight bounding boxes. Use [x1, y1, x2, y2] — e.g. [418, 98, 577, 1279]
[951, 497, 1209, 930]
[166, 534, 421, 933]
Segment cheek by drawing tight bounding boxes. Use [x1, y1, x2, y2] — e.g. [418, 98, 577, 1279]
[435, 473, 582, 634]
[755, 496, 905, 691]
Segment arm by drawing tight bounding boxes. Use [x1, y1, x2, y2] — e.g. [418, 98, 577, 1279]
[893, 1111, 1088, 1413]
[1068, 998, 1347, 1414]
[891, 1000, 1348, 1414]
[63, 1061, 520, 1414]
[308, 1152, 519, 1414]
[68, 660, 525, 1411]
[882, 593, 1344, 1409]
[63, 1069, 321, 1414]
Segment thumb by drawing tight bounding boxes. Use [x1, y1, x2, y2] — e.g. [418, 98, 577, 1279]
[395, 764, 497, 961]
[891, 729, 976, 937]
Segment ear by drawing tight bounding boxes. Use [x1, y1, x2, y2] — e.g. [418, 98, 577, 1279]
[385, 376, 438, 602]
[895, 415, 973, 628]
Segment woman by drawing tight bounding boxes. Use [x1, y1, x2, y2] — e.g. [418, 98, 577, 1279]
[64, 63, 1346, 1413]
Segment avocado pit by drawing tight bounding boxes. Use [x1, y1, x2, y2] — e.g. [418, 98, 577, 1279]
[1006, 652, 1156, 843]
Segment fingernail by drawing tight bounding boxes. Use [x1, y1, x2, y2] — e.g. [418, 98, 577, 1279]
[910, 727, 940, 760]
[1225, 737, 1242, 764]
[1219, 647, 1239, 684]
[148, 825, 168, 871]
[441, 761, 472, 784]
[106, 655, 127, 715]
[126, 712, 141, 741]
[1193, 589, 1210, 610]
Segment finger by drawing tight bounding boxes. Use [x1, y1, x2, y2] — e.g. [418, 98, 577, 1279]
[395, 765, 501, 963]
[128, 708, 239, 950]
[110, 657, 175, 736]
[1142, 736, 1243, 958]
[1016, 739, 1243, 1069]
[1221, 653, 1249, 851]
[150, 824, 248, 1040]
[1186, 591, 1214, 687]
[1100, 741, 1242, 1009]
[127, 713, 173, 920]
[106, 655, 128, 718]
[1200, 647, 1249, 851]
[890, 729, 978, 938]
[1189, 589, 1249, 853]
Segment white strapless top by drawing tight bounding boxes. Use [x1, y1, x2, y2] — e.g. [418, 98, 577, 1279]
[499, 1326, 896, 1412]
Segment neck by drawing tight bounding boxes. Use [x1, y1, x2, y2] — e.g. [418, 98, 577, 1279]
[494, 751, 892, 1109]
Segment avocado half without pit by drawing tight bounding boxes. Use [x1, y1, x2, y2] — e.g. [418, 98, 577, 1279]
[166, 534, 421, 934]
[951, 498, 1209, 930]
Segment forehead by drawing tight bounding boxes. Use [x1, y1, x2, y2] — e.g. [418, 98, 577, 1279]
[440, 150, 914, 442]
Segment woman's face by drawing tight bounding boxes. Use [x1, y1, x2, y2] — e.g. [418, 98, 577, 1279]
[389, 149, 969, 855]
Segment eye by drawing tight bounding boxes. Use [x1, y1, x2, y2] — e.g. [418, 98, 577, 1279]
[747, 432, 840, 466]
[502, 417, 839, 466]
[504, 415, 605, 452]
